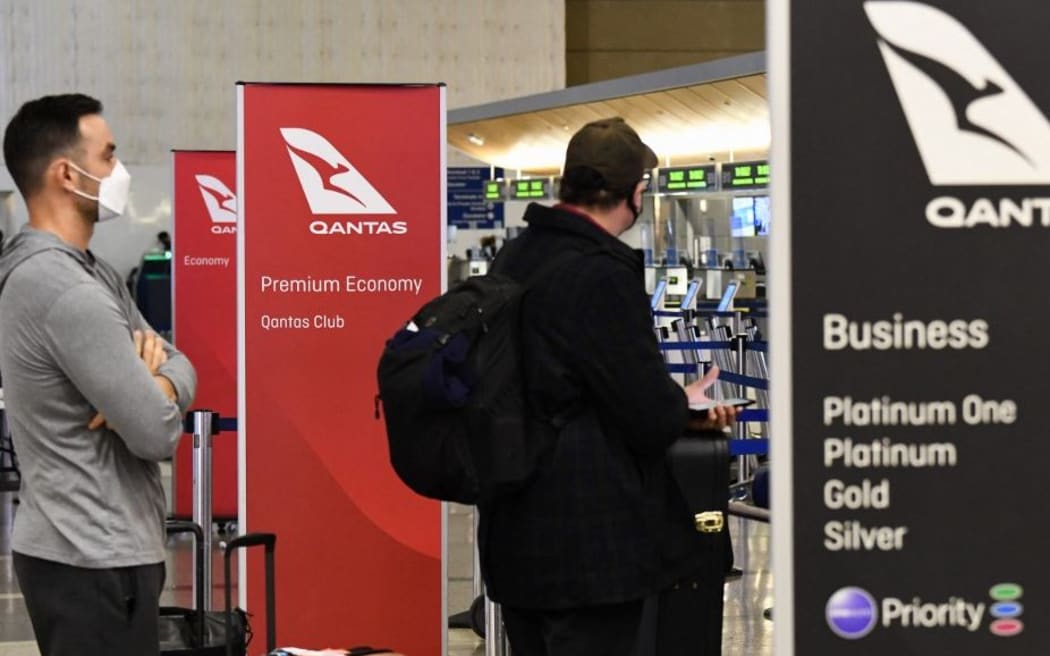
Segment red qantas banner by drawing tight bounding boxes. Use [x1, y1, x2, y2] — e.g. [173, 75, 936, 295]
[237, 84, 445, 654]
[172, 150, 239, 526]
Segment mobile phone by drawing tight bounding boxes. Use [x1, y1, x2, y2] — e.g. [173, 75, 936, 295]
[688, 398, 755, 414]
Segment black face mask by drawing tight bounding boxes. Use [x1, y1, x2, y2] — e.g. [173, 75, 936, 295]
[626, 195, 642, 228]
[626, 175, 647, 227]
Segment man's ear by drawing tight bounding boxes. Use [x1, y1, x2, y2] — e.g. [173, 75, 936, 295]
[50, 158, 76, 192]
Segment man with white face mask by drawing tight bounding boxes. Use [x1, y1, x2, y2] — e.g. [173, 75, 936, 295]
[0, 94, 197, 655]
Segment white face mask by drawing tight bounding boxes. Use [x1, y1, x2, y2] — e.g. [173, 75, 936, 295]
[69, 160, 131, 222]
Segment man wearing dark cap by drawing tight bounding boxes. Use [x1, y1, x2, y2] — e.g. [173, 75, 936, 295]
[477, 118, 733, 655]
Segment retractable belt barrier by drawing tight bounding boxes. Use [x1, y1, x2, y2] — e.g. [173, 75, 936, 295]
[653, 306, 773, 525]
[716, 371, 769, 391]
[659, 341, 734, 351]
[658, 340, 769, 352]
[182, 412, 238, 435]
[738, 409, 768, 423]
[666, 363, 705, 375]
[646, 302, 772, 526]
[663, 364, 770, 393]
[654, 310, 769, 319]
[729, 438, 769, 456]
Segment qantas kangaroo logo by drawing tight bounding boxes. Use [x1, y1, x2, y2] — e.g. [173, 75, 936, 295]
[279, 128, 396, 214]
[865, 1, 1050, 185]
[195, 175, 237, 233]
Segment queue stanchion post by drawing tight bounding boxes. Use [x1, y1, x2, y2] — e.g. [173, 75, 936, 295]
[191, 409, 217, 611]
[473, 508, 483, 601]
[473, 504, 508, 653]
[733, 310, 751, 488]
[674, 317, 700, 385]
[485, 595, 509, 656]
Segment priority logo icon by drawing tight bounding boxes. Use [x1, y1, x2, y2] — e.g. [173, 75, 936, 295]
[826, 587, 879, 640]
[988, 583, 1024, 637]
[280, 127, 396, 215]
[865, 1, 1050, 186]
[195, 175, 238, 234]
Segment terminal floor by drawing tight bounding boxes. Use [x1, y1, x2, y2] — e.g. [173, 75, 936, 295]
[0, 495, 772, 655]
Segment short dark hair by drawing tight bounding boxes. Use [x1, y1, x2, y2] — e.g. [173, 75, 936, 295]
[558, 167, 629, 210]
[3, 94, 103, 198]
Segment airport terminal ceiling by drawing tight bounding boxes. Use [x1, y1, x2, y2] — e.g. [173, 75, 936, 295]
[448, 52, 769, 175]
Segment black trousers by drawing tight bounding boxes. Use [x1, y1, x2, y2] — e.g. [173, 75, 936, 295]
[502, 600, 644, 656]
[14, 552, 165, 656]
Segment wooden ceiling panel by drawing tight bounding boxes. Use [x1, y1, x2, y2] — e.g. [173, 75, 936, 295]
[736, 74, 769, 98]
[448, 57, 769, 174]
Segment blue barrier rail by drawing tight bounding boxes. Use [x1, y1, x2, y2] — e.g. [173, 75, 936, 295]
[738, 409, 769, 423]
[658, 341, 733, 351]
[718, 371, 769, 391]
[182, 413, 238, 434]
[654, 310, 769, 319]
[666, 363, 700, 374]
[657, 340, 768, 352]
[729, 438, 769, 456]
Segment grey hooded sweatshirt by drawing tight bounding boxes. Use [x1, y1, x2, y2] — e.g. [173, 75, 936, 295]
[0, 226, 196, 568]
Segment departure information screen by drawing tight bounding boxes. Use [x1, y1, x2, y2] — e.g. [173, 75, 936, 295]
[722, 161, 770, 190]
[657, 165, 717, 193]
[483, 180, 505, 201]
[510, 178, 550, 200]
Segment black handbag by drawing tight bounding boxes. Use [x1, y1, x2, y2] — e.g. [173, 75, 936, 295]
[667, 431, 732, 573]
[158, 606, 248, 656]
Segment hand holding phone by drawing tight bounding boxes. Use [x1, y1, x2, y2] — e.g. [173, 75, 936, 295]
[683, 365, 720, 405]
[683, 365, 751, 430]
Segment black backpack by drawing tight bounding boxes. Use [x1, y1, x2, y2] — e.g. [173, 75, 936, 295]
[376, 249, 587, 505]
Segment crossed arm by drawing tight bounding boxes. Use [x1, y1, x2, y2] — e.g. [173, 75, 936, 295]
[45, 282, 196, 461]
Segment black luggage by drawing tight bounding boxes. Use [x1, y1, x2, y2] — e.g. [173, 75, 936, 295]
[159, 521, 276, 656]
[224, 533, 277, 656]
[634, 431, 730, 656]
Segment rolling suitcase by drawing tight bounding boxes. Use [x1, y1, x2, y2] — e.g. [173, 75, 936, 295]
[158, 522, 276, 656]
[224, 532, 278, 656]
[634, 430, 730, 656]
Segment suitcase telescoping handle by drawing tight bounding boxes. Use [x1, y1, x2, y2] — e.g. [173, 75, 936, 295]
[165, 520, 206, 647]
[224, 532, 277, 656]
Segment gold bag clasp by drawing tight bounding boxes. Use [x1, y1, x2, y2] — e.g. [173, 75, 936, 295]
[694, 511, 724, 534]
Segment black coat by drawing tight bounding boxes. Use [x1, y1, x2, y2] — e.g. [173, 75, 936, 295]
[478, 203, 713, 610]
